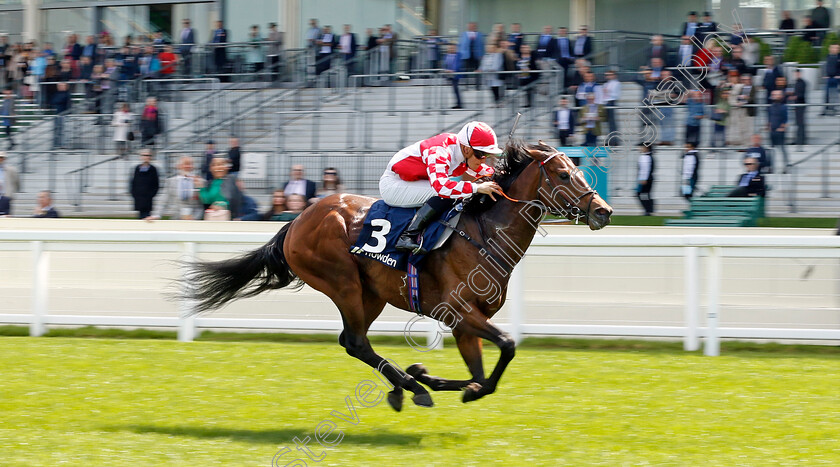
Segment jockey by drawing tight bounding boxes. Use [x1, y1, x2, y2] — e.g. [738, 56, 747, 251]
[380, 121, 504, 254]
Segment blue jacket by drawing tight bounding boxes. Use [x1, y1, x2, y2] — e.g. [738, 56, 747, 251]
[686, 99, 705, 127]
[457, 31, 484, 61]
[768, 102, 788, 130]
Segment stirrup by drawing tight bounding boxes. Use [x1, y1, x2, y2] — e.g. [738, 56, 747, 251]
[411, 237, 427, 256]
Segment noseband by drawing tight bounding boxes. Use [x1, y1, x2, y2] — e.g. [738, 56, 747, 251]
[538, 152, 597, 224]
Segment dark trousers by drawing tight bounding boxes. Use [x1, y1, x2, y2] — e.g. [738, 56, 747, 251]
[558, 129, 570, 146]
[182, 52, 192, 76]
[637, 182, 654, 215]
[53, 115, 65, 148]
[3, 123, 12, 148]
[268, 55, 281, 82]
[771, 130, 789, 167]
[605, 100, 617, 134]
[584, 130, 597, 146]
[794, 106, 806, 145]
[490, 86, 501, 103]
[685, 124, 700, 145]
[450, 78, 462, 108]
[825, 77, 838, 113]
[316, 53, 331, 75]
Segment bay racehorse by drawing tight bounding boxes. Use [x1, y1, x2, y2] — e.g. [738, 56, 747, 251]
[185, 140, 613, 411]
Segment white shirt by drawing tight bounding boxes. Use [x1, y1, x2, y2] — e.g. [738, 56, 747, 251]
[557, 109, 571, 130]
[574, 36, 586, 56]
[319, 34, 333, 54]
[340, 34, 353, 54]
[679, 44, 693, 66]
[285, 179, 307, 197]
[0, 165, 5, 195]
[637, 153, 652, 181]
[603, 79, 621, 102]
[682, 151, 698, 180]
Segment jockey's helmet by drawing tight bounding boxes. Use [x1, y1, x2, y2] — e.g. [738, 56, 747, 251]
[457, 121, 504, 155]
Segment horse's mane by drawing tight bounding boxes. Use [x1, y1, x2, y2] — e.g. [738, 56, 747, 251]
[463, 139, 550, 214]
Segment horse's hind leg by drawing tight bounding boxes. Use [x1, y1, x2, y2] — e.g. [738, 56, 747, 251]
[407, 329, 485, 391]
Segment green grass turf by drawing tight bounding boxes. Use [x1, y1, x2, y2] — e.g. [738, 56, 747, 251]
[2, 338, 839, 466]
[603, 215, 838, 228]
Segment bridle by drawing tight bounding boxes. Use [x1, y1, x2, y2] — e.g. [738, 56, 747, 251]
[535, 151, 597, 224]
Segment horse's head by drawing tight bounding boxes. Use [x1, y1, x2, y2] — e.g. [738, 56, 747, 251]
[522, 141, 613, 230]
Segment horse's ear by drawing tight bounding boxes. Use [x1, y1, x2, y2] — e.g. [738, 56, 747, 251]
[525, 148, 543, 160]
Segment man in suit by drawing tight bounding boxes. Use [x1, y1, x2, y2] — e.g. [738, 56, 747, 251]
[266, 23, 283, 83]
[1, 87, 15, 149]
[149, 156, 204, 220]
[761, 55, 782, 104]
[581, 92, 605, 148]
[210, 20, 228, 77]
[284, 165, 316, 201]
[823, 44, 839, 115]
[573, 25, 592, 59]
[130, 149, 160, 219]
[793, 69, 807, 146]
[648, 35, 668, 65]
[33, 190, 59, 218]
[555, 26, 574, 69]
[745, 133, 772, 174]
[681, 142, 700, 200]
[729, 157, 765, 197]
[227, 137, 241, 175]
[698, 12, 717, 43]
[458, 22, 485, 73]
[443, 43, 463, 109]
[534, 26, 556, 62]
[681, 11, 700, 40]
[768, 90, 789, 171]
[316, 26, 336, 75]
[339, 24, 358, 74]
[0, 151, 18, 215]
[553, 96, 576, 146]
[507, 23, 523, 56]
[636, 143, 655, 215]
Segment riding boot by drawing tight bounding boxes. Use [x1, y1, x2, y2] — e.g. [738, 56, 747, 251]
[395, 202, 439, 254]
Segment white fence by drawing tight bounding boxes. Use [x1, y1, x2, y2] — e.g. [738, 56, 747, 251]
[1, 229, 840, 357]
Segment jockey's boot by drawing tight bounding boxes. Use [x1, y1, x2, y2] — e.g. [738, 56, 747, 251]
[395, 202, 439, 255]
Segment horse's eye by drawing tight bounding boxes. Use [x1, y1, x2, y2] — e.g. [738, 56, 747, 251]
[559, 171, 570, 180]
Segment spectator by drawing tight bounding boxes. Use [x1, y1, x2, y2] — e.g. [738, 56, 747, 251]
[711, 88, 730, 147]
[793, 68, 807, 146]
[681, 11, 700, 39]
[731, 74, 756, 146]
[489, 23, 506, 48]
[199, 156, 245, 220]
[263, 189, 288, 221]
[802, 16, 820, 46]
[681, 142, 700, 200]
[51, 81, 71, 149]
[306, 19, 321, 51]
[499, 39, 518, 89]
[210, 20, 229, 77]
[698, 12, 717, 43]
[761, 55, 782, 103]
[130, 149, 160, 219]
[677, 35, 693, 67]
[726, 45, 751, 76]
[636, 143, 655, 216]
[458, 22, 485, 73]
[580, 92, 604, 147]
[149, 155, 204, 220]
[508, 23, 523, 56]
[383, 24, 398, 73]
[685, 89, 705, 146]
[340, 24, 358, 74]
[267, 23, 283, 82]
[768, 89, 789, 171]
[33, 190, 59, 218]
[555, 27, 574, 70]
[824, 44, 839, 116]
[573, 25, 592, 58]
[602, 69, 620, 134]
[111, 102, 132, 157]
[227, 137, 241, 175]
[316, 25, 336, 75]
[650, 57, 664, 79]
[158, 45, 177, 78]
[58, 59, 72, 82]
[139, 97, 162, 148]
[443, 43, 462, 109]
[729, 157, 765, 197]
[201, 140, 216, 181]
[247, 25, 265, 76]
[179, 18, 196, 76]
[480, 43, 503, 105]
[284, 164, 316, 200]
[535, 26, 556, 62]
[314, 167, 344, 201]
[648, 35, 668, 64]
[553, 96, 576, 146]
[575, 70, 600, 107]
[0, 151, 18, 215]
[516, 44, 538, 107]
[779, 11, 795, 31]
[1, 87, 14, 149]
[745, 134, 772, 174]
[811, 0, 831, 32]
[655, 69, 677, 145]
[282, 194, 307, 220]
[81, 35, 97, 64]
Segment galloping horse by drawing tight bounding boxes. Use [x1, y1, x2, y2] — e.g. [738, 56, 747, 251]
[186, 140, 613, 410]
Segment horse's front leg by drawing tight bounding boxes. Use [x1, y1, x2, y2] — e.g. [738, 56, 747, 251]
[454, 312, 515, 403]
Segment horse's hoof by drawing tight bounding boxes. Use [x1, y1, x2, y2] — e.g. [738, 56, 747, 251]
[462, 382, 483, 403]
[406, 363, 428, 379]
[412, 392, 434, 407]
[387, 389, 404, 412]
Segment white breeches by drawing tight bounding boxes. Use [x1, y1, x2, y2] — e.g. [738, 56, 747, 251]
[379, 170, 438, 208]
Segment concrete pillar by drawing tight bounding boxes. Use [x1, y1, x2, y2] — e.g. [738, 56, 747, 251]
[281, 0, 300, 49]
[570, 0, 595, 31]
[23, 0, 41, 43]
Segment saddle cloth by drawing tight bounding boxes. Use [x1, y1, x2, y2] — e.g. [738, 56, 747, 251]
[349, 200, 461, 271]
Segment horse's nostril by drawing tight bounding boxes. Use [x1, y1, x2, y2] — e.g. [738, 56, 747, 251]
[594, 207, 611, 218]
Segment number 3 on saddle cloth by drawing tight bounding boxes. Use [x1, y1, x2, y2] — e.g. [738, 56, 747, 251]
[349, 200, 462, 314]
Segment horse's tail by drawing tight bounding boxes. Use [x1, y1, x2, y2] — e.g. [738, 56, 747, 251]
[184, 223, 302, 315]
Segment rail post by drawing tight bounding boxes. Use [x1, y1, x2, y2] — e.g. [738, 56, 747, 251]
[510, 263, 525, 344]
[30, 241, 49, 337]
[178, 242, 198, 342]
[683, 246, 700, 351]
[704, 246, 721, 356]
